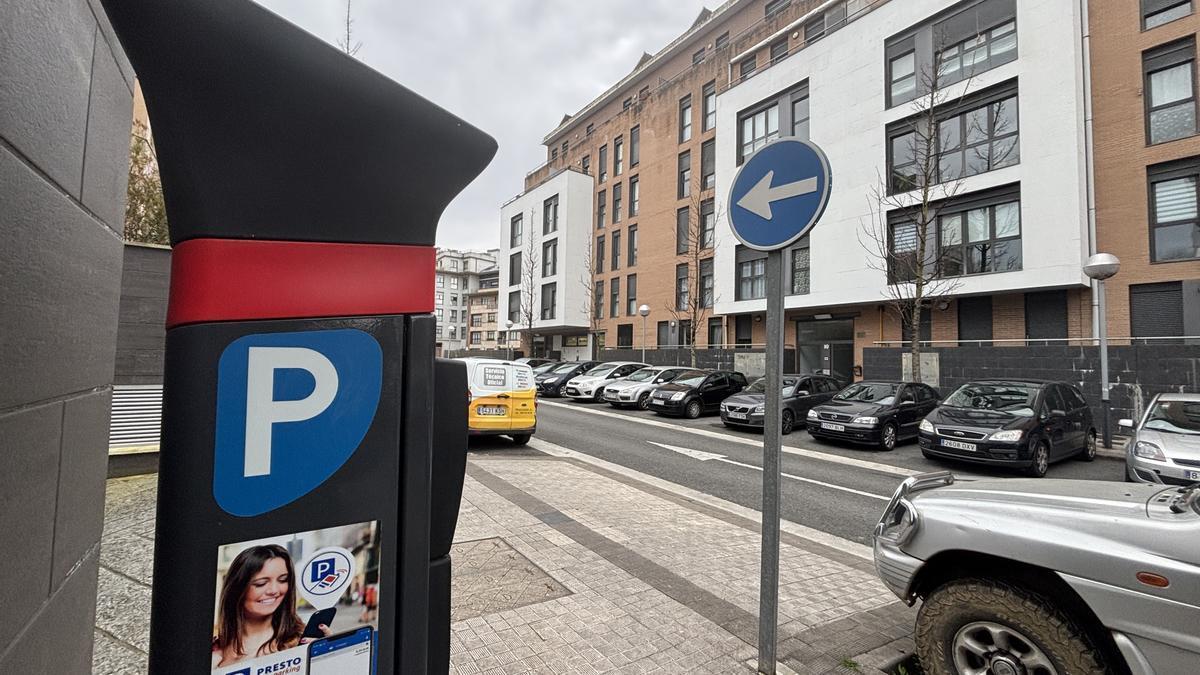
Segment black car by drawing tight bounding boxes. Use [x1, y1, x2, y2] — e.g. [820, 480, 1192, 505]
[648, 370, 748, 418]
[918, 379, 1097, 477]
[806, 381, 939, 451]
[720, 374, 842, 435]
[515, 357, 555, 369]
[535, 361, 598, 397]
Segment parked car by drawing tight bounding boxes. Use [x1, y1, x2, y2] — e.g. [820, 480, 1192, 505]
[874, 472, 1200, 675]
[603, 366, 693, 409]
[807, 381, 939, 451]
[648, 370, 748, 418]
[514, 357, 555, 369]
[534, 361, 598, 397]
[531, 361, 560, 376]
[1122, 392, 1200, 485]
[460, 358, 536, 445]
[720, 374, 841, 435]
[918, 379, 1097, 477]
[564, 361, 648, 401]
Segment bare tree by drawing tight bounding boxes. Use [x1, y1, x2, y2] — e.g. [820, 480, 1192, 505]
[859, 43, 994, 382]
[578, 234, 601, 359]
[337, 0, 363, 57]
[519, 208, 540, 356]
[666, 176, 723, 367]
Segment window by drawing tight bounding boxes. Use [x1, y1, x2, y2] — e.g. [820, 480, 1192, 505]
[542, 240, 557, 277]
[657, 321, 671, 346]
[626, 274, 637, 315]
[612, 183, 622, 223]
[595, 281, 605, 319]
[543, 194, 559, 234]
[740, 57, 756, 79]
[676, 207, 690, 254]
[735, 315, 753, 346]
[448, 326, 456, 339]
[791, 236, 810, 295]
[450, 294, 458, 306]
[599, 144, 608, 182]
[1025, 290, 1067, 343]
[446, 259, 459, 271]
[937, 94, 1020, 181]
[676, 264, 690, 311]
[610, 277, 620, 317]
[678, 150, 691, 198]
[436, 275, 444, 288]
[486, 331, 496, 341]
[435, 308, 443, 320]
[623, 97, 632, 110]
[435, 291, 443, 304]
[792, 92, 809, 139]
[765, 0, 790, 16]
[581, 154, 590, 175]
[550, 147, 558, 162]
[639, 85, 650, 100]
[928, 193, 1022, 278]
[700, 258, 714, 308]
[617, 324, 633, 348]
[612, 230, 621, 270]
[736, 246, 767, 300]
[596, 235, 606, 273]
[693, 48, 705, 65]
[936, 21, 1017, 88]
[889, 51, 916, 106]
[680, 95, 693, 143]
[470, 331, 481, 344]
[1131, 281, 1186, 339]
[715, 31, 729, 50]
[586, 122, 595, 136]
[594, 331, 606, 350]
[700, 198, 715, 248]
[614, 135, 624, 176]
[629, 176, 639, 217]
[770, 39, 788, 63]
[540, 283, 557, 320]
[1144, 0, 1193, 29]
[738, 104, 778, 163]
[804, 15, 825, 42]
[1149, 159, 1200, 261]
[1145, 39, 1197, 144]
[701, 139, 716, 189]
[508, 252, 521, 283]
[628, 224, 638, 266]
[708, 318, 723, 347]
[470, 313, 482, 327]
[597, 189, 606, 228]
[508, 291, 520, 323]
[450, 309, 457, 323]
[450, 276, 459, 290]
[630, 126, 640, 167]
[561, 141, 568, 157]
[703, 81, 717, 131]
[957, 296, 993, 345]
[488, 311, 497, 321]
[679, 320, 692, 346]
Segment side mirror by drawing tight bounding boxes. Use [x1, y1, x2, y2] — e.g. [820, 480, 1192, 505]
[796, 390, 810, 397]
[1050, 409, 1066, 418]
[1118, 418, 1135, 430]
[899, 400, 915, 407]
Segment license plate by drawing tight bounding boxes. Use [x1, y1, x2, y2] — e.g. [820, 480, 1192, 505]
[727, 412, 747, 420]
[477, 406, 506, 416]
[565, 388, 578, 395]
[820, 422, 845, 432]
[605, 391, 618, 399]
[942, 439, 977, 451]
[1187, 470, 1200, 481]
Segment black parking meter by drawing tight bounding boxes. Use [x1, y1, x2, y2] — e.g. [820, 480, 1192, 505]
[98, 1, 495, 672]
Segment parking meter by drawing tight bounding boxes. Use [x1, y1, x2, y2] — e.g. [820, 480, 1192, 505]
[98, 1, 496, 673]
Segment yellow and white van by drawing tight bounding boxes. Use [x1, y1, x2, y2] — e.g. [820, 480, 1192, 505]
[459, 358, 537, 445]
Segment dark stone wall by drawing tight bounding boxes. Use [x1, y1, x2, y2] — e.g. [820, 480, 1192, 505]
[0, 0, 132, 670]
[115, 244, 170, 385]
[863, 345, 1200, 431]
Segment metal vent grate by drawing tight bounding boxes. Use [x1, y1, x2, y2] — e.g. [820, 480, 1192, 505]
[108, 384, 163, 451]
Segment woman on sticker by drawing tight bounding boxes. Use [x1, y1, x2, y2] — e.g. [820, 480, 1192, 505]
[211, 544, 331, 669]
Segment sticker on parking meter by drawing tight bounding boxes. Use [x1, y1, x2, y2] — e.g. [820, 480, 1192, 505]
[214, 329, 383, 516]
[299, 546, 357, 610]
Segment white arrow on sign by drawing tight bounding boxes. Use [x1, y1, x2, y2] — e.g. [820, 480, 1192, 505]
[736, 170, 818, 220]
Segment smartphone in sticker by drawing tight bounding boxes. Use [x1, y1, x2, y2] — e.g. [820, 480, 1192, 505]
[302, 607, 337, 639]
[307, 626, 374, 674]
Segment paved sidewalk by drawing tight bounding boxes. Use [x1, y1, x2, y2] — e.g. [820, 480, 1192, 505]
[93, 447, 912, 674]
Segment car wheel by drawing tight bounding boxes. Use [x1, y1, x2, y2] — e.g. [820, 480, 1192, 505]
[593, 389, 604, 402]
[879, 422, 897, 452]
[916, 578, 1108, 675]
[1026, 440, 1050, 478]
[1076, 429, 1097, 462]
[781, 410, 795, 435]
[510, 434, 531, 446]
[685, 400, 702, 419]
[637, 392, 651, 410]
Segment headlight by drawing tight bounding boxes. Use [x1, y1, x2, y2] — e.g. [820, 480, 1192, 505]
[989, 429, 1023, 442]
[753, 404, 765, 414]
[852, 416, 878, 425]
[919, 419, 935, 433]
[670, 391, 686, 401]
[876, 499, 919, 546]
[1134, 441, 1166, 461]
[807, 409, 818, 420]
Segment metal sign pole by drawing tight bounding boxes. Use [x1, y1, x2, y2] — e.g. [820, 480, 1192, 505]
[758, 248, 785, 674]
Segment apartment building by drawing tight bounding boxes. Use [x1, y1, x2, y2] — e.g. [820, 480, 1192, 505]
[466, 267, 502, 351]
[435, 248, 498, 354]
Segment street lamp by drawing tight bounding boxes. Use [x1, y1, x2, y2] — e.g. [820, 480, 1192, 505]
[505, 319, 515, 362]
[638, 304, 651, 363]
[1083, 253, 1120, 448]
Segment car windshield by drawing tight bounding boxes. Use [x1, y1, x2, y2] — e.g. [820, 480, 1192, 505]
[533, 363, 558, 374]
[746, 377, 798, 395]
[673, 371, 709, 387]
[551, 362, 581, 374]
[585, 364, 618, 377]
[943, 382, 1038, 417]
[1143, 400, 1200, 435]
[625, 368, 658, 382]
[835, 383, 897, 404]
[655, 370, 683, 383]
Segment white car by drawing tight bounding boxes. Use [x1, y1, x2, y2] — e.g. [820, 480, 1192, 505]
[563, 362, 647, 402]
[602, 366, 693, 410]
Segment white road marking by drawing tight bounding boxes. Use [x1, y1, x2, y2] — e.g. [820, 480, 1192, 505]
[527, 437, 874, 560]
[647, 441, 725, 461]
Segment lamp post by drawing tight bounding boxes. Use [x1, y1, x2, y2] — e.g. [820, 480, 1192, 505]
[1083, 253, 1120, 448]
[638, 304, 650, 363]
[505, 319, 515, 361]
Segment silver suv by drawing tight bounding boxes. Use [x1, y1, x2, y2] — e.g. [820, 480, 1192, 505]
[874, 472, 1199, 675]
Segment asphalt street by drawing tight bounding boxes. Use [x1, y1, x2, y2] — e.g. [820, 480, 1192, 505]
[470, 397, 1126, 545]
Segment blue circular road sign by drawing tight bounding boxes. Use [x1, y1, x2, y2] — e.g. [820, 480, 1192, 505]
[728, 138, 832, 251]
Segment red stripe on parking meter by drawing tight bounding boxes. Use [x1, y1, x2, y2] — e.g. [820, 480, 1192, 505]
[166, 238, 435, 328]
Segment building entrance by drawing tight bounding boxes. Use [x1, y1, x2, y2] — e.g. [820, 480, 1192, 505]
[796, 318, 854, 384]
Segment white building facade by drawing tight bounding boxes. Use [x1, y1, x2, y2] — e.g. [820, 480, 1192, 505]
[435, 248, 498, 354]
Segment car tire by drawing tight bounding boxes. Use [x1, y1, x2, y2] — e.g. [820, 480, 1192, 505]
[879, 422, 897, 452]
[921, 449, 937, 460]
[637, 392, 651, 410]
[685, 399, 702, 419]
[510, 434, 531, 446]
[915, 578, 1108, 675]
[781, 410, 795, 435]
[1025, 440, 1050, 478]
[1076, 429, 1097, 462]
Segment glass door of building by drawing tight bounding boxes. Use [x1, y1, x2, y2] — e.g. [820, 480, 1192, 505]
[796, 318, 854, 383]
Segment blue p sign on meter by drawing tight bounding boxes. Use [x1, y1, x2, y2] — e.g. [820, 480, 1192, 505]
[728, 138, 832, 251]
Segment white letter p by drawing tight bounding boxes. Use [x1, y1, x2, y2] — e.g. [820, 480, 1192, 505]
[243, 347, 339, 477]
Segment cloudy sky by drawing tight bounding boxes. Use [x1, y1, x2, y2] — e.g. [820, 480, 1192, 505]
[253, 0, 712, 251]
